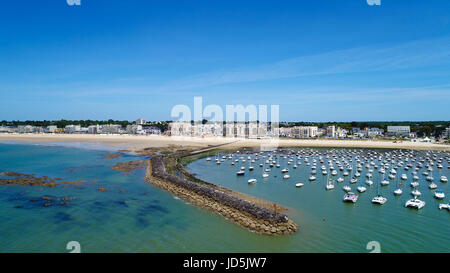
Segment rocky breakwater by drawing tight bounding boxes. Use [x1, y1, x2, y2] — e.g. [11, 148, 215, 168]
[146, 155, 299, 235]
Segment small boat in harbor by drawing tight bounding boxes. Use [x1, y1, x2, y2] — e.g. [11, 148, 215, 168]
[394, 174, 402, 196]
[343, 185, 351, 192]
[372, 195, 387, 205]
[295, 182, 304, 187]
[439, 203, 450, 210]
[357, 185, 366, 193]
[248, 178, 257, 184]
[405, 197, 426, 209]
[429, 182, 437, 189]
[343, 192, 358, 203]
[372, 179, 387, 205]
[434, 189, 445, 199]
[441, 176, 448, 183]
[411, 189, 421, 197]
[236, 170, 245, 176]
[283, 174, 290, 179]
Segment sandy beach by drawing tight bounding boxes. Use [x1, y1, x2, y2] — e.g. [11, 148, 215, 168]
[1, 133, 449, 152]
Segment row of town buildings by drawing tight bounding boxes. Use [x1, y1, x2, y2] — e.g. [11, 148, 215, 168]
[0, 119, 162, 135]
[168, 123, 449, 141]
[1, 120, 449, 141]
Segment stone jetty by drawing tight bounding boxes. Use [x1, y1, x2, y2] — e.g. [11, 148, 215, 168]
[145, 153, 299, 235]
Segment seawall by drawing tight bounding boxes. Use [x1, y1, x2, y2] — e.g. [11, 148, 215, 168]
[145, 155, 299, 235]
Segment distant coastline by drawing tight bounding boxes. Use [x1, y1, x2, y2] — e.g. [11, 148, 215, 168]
[0, 133, 449, 151]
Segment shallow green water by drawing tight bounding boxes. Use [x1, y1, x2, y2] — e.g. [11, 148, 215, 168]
[0, 143, 448, 252]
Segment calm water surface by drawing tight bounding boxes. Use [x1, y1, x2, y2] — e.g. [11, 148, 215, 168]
[0, 143, 448, 252]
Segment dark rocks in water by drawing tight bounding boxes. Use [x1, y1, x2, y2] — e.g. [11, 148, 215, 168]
[0, 171, 90, 187]
[111, 160, 147, 173]
[141, 203, 169, 214]
[135, 215, 149, 227]
[9, 194, 75, 209]
[104, 152, 125, 159]
[54, 212, 73, 223]
[114, 200, 129, 207]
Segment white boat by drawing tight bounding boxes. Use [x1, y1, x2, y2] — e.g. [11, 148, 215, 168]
[206, 157, 212, 161]
[337, 177, 344, 183]
[439, 203, 449, 210]
[343, 192, 358, 203]
[309, 175, 316, 181]
[283, 174, 290, 179]
[405, 197, 426, 209]
[326, 183, 335, 190]
[429, 182, 437, 189]
[262, 172, 269, 178]
[343, 185, 351, 192]
[394, 188, 403, 195]
[357, 185, 367, 193]
[381, 180, 389, 186]
[441, 176, 448, 183]
[410, 181, 419, 188]
[372, 196, 387, 205]
[281, 168, 289, 173]
[411, 189, 421, 197]
[426, 176, 434, 181]
[248, 178, 257, 184]
[434, 189, 445, 199]
[401, 174, 408, 180]
[236, 170, 245, 176]
[365, 180, 373, 186]
[295, 183, 304, 187]
[350, 178, 358, 184]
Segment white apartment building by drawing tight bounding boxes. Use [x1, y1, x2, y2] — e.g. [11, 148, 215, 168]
[100, 124, 122, 134]
[126, 124, 143, 134]
[290, 126, 318, 138]
[47, 125, 58, 133]
[136, 118, 146, 125]
[387, 126, 410, 136]
[88, 125, 100, 134]
[64, 125, 81, 134]
[326, 125, 336, 138]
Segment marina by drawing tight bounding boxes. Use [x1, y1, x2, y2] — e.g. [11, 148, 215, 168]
[187, 147, 450, 252]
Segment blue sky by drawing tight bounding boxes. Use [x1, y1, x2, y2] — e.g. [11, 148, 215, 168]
[1, 0, 449, 122]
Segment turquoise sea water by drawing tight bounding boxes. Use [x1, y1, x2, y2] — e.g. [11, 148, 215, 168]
[0, 143, 448, 253]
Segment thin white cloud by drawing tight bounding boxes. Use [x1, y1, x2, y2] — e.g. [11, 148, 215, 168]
[157, 36, 450, 91]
